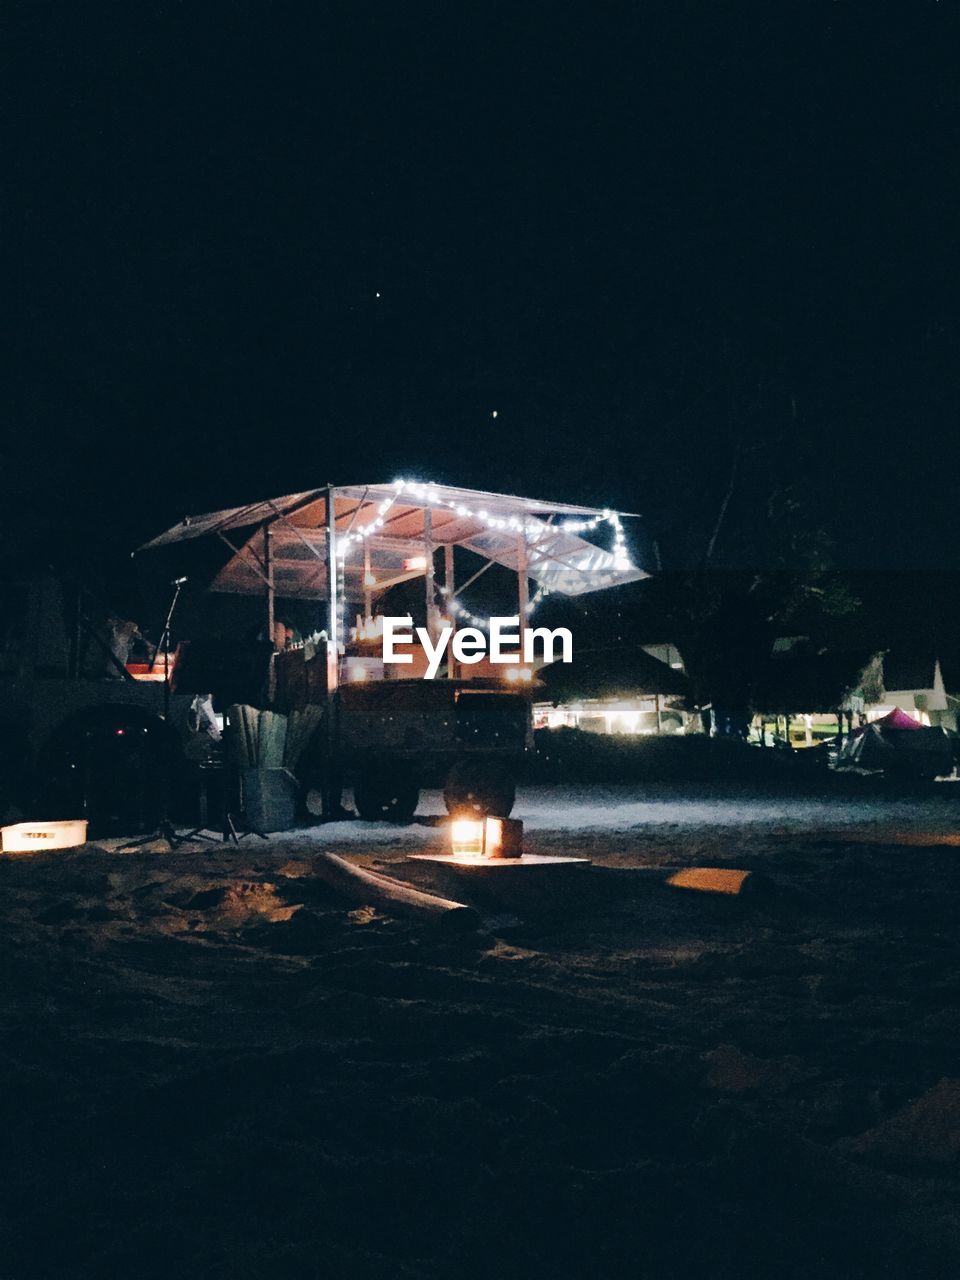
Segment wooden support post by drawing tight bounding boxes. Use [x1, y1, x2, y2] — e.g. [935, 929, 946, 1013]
[324, 486, 340, 818]
[516, 534, 529, 659]
[444, 543, 456, 679]
[424, 508, 439, 640]
[655, 692, 662, 734]
[363, 541, 373, 622]
[325, 488, 340, 695]
[263, 522, 275, 646]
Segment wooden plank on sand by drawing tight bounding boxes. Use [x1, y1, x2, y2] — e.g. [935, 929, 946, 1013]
[311, 853, 481, 932]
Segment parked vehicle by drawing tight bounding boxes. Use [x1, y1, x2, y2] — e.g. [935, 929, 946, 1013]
[327, 677, 532, 821]
[0, 577, 193, 833]
[1, 578, 532, 832]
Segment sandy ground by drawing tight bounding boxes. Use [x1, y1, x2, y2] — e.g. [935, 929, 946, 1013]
[2, 783, 960, 1278]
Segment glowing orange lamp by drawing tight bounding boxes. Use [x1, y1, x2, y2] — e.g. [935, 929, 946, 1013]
[449, 816, 523, 860]
[450, 817, 486, 859]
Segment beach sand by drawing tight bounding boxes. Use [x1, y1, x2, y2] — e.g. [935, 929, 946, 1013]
[2, 783, 959, 1278]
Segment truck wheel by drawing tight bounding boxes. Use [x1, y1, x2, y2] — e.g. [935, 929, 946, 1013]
[444, 760, 516, 817]
[353, 767, 419, 823]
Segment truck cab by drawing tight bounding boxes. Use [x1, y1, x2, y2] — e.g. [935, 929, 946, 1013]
[0, 576, 191, 830]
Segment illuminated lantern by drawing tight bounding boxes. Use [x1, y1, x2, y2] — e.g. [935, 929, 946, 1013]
[449, 816, 523, 860]
[450, 817, 485, 859]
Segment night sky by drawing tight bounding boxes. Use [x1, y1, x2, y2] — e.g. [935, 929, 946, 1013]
[5, 3, 959, 581]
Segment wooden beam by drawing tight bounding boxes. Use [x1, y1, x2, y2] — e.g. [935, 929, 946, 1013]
[450, 554, 497, 597]
[324, 486, 340, 818]
[362, 567, 428, 593]
[517, 534, 529, 654]
[216, 530, 271, 586]
[311, 853, 480, 932]
[445, 543, 456, 679]
[263, 523, 275, 645]
[424, 508, 439, 639]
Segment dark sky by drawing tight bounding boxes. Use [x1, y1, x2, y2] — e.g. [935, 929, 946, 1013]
[4, 2, 959, 576]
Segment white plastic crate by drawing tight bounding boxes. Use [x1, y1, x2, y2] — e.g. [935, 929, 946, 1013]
[0, 819, 88, 853]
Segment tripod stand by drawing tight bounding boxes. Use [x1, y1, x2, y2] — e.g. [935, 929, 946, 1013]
[179, 744, 268, 846]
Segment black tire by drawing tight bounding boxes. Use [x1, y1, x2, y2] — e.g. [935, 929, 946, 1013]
[443, 759, 516, 817]
[353, 766, 420, 823]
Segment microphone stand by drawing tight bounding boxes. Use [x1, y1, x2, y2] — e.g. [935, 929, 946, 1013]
[149, 576, 186, 724]
[120, 577, 196, 851]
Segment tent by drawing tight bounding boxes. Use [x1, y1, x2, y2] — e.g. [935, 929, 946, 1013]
[862, 707, 925, 733]
[837, 706, 953, 777]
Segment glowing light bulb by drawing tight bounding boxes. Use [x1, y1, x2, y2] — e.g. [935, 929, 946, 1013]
[450, 818, 485, 859]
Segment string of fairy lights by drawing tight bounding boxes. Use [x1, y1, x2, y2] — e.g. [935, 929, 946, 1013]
[437, 579, 551, 629]
[336, 477, 633, 641]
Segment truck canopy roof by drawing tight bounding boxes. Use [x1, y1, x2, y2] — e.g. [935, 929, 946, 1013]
[139, 480, 648, 600]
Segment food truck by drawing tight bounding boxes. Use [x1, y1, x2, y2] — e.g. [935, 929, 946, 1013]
[3, 480, 646, 833]
[141, 479, 646, 823]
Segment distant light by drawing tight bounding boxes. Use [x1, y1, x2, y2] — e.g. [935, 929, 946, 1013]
[491, 409, 498, 418]
[375, 291, 381, 298]
[505, 667, 533, 683]
[403, 555, 427, 571]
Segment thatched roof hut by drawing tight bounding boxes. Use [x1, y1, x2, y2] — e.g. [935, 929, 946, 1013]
[537, 647, 689, 705]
